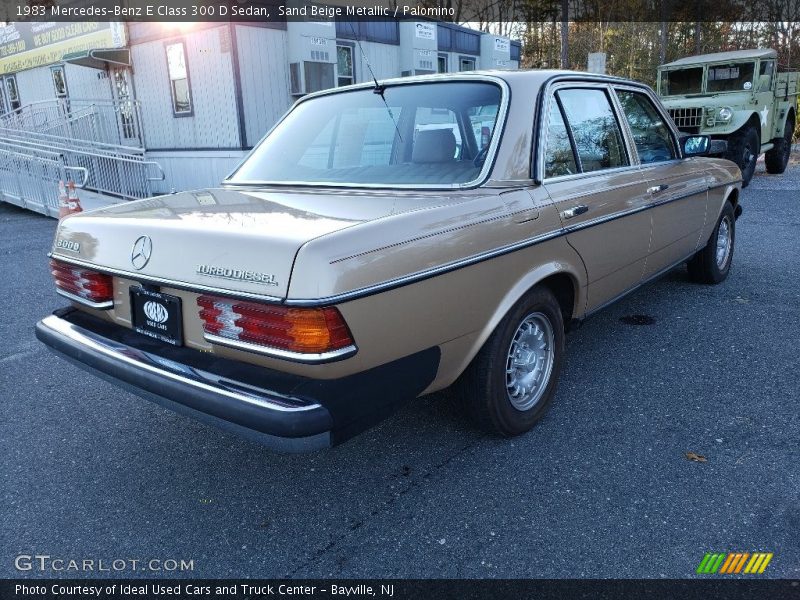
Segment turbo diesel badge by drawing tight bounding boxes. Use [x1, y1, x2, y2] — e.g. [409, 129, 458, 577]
[196, 265, 278, 286]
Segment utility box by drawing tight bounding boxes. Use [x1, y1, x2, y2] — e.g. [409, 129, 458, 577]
[287, 20, 337, 95]
[480, 35, 511, 70]
[587, 52, 607, 74]
[400, 21, 438, 76]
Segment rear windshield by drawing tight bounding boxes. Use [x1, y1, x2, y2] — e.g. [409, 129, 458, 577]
[227, 81, 504, 187]
[660, 67, 703, 95]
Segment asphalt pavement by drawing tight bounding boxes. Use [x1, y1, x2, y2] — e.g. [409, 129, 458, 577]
[1, 162, 798, 579]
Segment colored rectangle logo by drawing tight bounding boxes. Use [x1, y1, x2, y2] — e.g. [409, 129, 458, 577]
[697, 552, 773, 574]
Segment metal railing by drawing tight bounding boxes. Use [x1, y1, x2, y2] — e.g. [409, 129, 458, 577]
[0, 98, 144, 147]
[0, 146, 87, 217]
[0, 129, 163, 200]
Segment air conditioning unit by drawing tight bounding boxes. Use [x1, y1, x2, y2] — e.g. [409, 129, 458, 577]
[290, 61, 335, 96]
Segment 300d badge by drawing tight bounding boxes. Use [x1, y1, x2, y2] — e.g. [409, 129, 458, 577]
[55, 239, 80, 252]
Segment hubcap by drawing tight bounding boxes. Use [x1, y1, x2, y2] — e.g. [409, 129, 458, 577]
[505, 312, 555, 411]
[743, 146, 754, 168]
[716, 216, 732, 269]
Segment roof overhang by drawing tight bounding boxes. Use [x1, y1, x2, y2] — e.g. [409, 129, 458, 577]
[62, 48, 130, 69]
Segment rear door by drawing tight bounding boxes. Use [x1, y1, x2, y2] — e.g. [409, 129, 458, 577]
[542, 84, 653, 313]
[612, 86, 710, 278]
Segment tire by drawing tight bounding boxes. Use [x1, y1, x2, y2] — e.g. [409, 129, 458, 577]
[687, 202, 736, 284]
[765, 114, 794, 174]
[724, 124, 759, 187]
[457, 286, 564, 437]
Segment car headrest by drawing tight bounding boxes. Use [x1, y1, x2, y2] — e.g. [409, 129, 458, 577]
[412, 129, 457, 163]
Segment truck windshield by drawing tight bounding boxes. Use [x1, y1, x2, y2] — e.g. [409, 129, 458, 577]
[660, 67, 703, 95]
[707, 62, 755, 93]
[227, 81, 504, 188]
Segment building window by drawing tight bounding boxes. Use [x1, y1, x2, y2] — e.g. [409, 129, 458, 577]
[5, 76, 20, 111]
[165, 41, 192, 116]
[437, 54, 448, 73]
[459, 57, 476, 72]
[304, 62, 335, 94]
[337, 44, 354, 87]
[51, 66, 68, 99]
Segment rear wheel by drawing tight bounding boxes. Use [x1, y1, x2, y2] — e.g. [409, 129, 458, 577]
[687, 202, 736, 284]
[724, 125, 759, 187]
[765, 114, 794, 174]
[457, 286, 564, 436]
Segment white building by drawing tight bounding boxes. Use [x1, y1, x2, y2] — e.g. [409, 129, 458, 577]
[0, 19, 520, 213]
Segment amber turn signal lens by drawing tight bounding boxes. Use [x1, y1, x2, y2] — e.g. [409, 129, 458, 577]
[197, 295, 354, 354]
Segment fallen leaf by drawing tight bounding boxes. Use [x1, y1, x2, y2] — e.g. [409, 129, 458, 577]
[685, 452, 707, 463]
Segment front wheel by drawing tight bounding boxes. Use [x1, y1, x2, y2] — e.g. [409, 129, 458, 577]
[687, 202, 736, 284]
[456, 286, 564, 437]
[724, 125, 759, 187]
[765, 115, 794, 174]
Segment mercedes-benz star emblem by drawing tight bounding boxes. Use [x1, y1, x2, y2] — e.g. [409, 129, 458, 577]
[130, 235, 152, 270]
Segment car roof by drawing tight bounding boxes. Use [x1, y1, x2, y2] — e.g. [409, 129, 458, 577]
[660, 48, 777, 67]
[312, 69, 648, 99]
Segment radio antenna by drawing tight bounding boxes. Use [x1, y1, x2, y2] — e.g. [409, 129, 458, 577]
[347, 21, 402, 142]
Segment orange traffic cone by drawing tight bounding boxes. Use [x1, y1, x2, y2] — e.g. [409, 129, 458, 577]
[58, 181, 70, 219]
[66, 181, 83, 217]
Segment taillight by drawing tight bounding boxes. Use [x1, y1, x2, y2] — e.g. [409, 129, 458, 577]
[197, 295, 355, 356]
[50, 259, 113, 306]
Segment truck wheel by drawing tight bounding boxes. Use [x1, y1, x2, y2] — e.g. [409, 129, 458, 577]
[724, 125, 759, 187]
[687, 202, 735, 284]
[457, 286, 564, 437]
[765, 114, 794, 174]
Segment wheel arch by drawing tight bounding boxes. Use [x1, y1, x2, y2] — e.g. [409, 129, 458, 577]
[726, 187, 742, 219]
[440, 263, 584, 390]
[784, 106, 796, 135]
[742, 112, 762, 138]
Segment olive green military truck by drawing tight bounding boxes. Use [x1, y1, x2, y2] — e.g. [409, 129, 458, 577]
[658, 49, 798, 186]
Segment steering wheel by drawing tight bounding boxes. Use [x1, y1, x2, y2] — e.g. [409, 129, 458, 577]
[473, 145, 490, 168]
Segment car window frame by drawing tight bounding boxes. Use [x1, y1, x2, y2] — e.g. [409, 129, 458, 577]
[610, 85, 682, 166]
[539, 81, 638, 183]
[543, 93, 581, 177]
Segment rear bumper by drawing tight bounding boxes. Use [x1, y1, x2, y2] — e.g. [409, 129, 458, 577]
[35, 308, 440, 452]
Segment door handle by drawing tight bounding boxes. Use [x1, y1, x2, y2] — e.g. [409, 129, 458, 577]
[647, 184, 670, 194]
[562, 205, 589, 219]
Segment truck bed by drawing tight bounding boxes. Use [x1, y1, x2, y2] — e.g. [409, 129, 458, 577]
[776, 71, 799, 98]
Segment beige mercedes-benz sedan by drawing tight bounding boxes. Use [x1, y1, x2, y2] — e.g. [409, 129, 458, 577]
[37, 71, 742, 451]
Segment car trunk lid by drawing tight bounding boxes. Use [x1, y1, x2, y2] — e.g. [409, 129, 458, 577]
[50, 187, 452, 300]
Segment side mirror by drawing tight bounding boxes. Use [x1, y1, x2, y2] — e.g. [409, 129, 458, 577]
[682, 135, 711, 157]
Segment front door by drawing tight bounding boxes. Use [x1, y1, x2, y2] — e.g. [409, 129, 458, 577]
[109, 67, 138, 142]
[613, 86, 710, 277]
[754, 59, 776, 144]
[541, 85, 653, 313]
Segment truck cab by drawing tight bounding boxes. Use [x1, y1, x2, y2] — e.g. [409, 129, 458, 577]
[657, 49, 797, 186]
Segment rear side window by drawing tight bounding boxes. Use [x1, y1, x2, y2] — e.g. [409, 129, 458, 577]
[616, 90, 677, 164]
[556, 88, 629, 173]
[544, 99, 578, 177]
